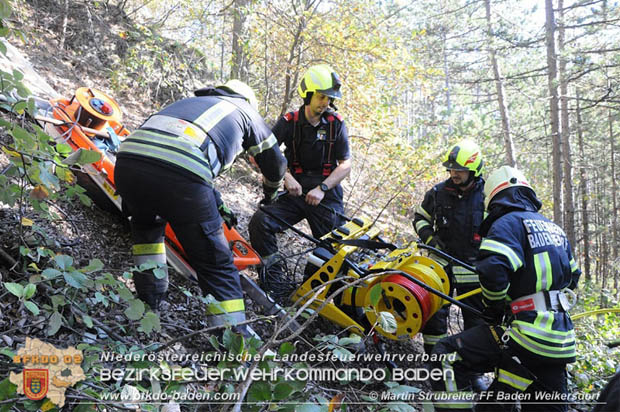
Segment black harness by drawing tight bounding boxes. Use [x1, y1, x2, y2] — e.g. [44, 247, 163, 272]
[284, 110, 341, 177]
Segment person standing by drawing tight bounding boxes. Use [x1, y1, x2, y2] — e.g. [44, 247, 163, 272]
[413, 140, 486, 353]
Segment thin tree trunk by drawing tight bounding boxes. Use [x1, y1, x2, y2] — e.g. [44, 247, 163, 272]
[442, 29, 452, 141]
[231, 0, 250, 80]
[484, 0, 516, 166]
[609, 109, 618, 296]
[59, 0, 69, 49]
[545, 0, 563, 226]
[279, 9, 308, 116]
[595, 169, 602, 284]
[558, 0, 575, 245]
[576, 90, 590, 280]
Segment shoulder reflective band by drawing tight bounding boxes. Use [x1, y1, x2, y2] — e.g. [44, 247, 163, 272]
[120, 130, 214, 183]
[194, 100, 237, 135]
[480, 238, 523, 271]
[416, 204, 432, 221]
[142, 115, 207, 146]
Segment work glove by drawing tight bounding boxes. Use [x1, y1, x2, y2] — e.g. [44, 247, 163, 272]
[218, 203, 237, 229]
[482, 301, 506, 325]
[260, 183, 278, 205]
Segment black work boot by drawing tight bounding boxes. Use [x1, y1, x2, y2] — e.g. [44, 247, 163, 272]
[259, 254, 292, 304]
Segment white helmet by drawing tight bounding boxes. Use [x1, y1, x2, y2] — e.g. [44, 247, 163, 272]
[484, 165, 533, 209]
[220, 79, 258, 110]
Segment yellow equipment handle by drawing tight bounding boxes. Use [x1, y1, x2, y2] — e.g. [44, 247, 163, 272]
[452, 287, 481, 302]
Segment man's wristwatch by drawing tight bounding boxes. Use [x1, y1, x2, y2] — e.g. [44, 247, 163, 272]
[319, 183, 329, 192]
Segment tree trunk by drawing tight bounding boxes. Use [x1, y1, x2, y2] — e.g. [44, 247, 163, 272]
[484, 0, 516, 167]
[576, 90, 590, 280]
[231, 0, 250, 80]
[558, 0, 575, 245]
[442, 29, 452, 141]
[609, 109, 618, 296]
[545, 0, 563, 226]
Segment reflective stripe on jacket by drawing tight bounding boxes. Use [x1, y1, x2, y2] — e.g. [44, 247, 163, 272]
[118, 94, 285, 187]
[477, 209, 582, 362]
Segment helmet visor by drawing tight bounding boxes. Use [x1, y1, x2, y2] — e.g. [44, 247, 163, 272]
[318, 72, 342, 99]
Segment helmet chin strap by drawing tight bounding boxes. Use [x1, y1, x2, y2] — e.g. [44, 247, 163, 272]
[458, 171, 475, 189]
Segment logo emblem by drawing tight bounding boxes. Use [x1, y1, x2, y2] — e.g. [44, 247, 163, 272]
[464, 152, 479, 166]
[24, 369, 49, 401]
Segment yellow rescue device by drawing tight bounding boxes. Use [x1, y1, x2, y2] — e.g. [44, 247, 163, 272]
[291, 217, 451, 341]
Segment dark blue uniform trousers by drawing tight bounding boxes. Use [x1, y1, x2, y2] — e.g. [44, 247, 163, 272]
[115, 157, 243, 304]
[430, 324, 569, 412]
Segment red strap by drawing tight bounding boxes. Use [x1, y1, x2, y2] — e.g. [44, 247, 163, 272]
[284, 111, 299, 122]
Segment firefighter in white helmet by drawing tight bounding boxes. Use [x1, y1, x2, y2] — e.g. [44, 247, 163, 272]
[429, 165, 581, 412]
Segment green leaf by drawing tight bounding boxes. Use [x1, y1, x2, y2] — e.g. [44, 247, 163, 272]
[279, 342, 296, 356]
[23, 283, 36, 300]
[208, 334, 219, 350]
[82, 315, 93, 329]
[61, 148, 102, 166]
[11, 126, 35, 150]
[247, 381, 271, 402]
[338, 334, 361, 346]
[3, 282, 23, 298]
[273, 382, 294, 400]
[94, 292, 108, 307]
[0, 348, 15, 360]
[378, 311, 397, 334]
[55, 142, 73, 155]
[63, 271, 88, 289]
[42, 268, 61, 279]
[332, 347, 353, 361]
[140, 312, 161, 334]
[54, 254, 73, 270]
[229, 332, 244, 355]
[369, 284, 382, 307]
[153, 267, 167, 279]
[80, 258, 104, 274]
[0, 377, 17, 401]
[72, 403, 96, 412]
[24, 301, 39, 315]
[50, 294, 66, 310]
[12, 100, 27, 115]
[117, 286, 134, 302]
[47, 311, 63, 336]
[124, 299, 145, 321]
[388, 384, 422, 395]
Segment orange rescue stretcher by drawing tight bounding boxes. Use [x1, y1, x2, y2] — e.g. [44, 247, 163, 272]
[36, 87, 261, 280]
